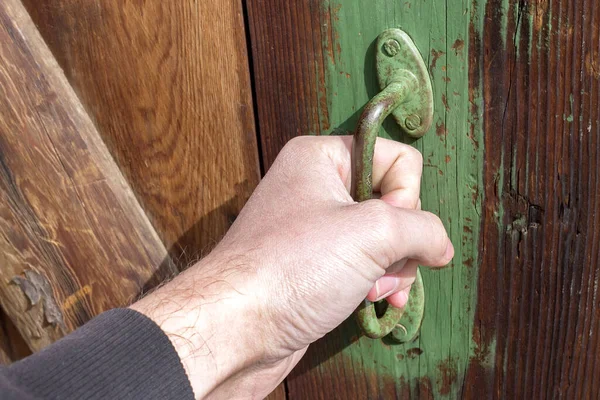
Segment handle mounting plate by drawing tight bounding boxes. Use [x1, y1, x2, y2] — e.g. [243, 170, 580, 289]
[376, 29, 434, 138]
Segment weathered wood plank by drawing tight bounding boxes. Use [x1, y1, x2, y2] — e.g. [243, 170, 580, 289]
[466, 0, 600, 398]
[22, 0, 261, 265]
[246, 0, 330, 170]
[0, 0, 177, 351]
[14, 1, 280, 396]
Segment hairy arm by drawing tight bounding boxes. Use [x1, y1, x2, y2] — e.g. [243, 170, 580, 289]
[132, 136, 453, 399]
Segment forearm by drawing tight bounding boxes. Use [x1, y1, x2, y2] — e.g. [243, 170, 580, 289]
[1, 251, 295, 400]
[130, 251, 290, 399]
[1, 253, 282, 400]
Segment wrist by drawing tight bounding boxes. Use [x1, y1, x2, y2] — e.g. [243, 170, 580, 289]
[130, 251, 283, 398]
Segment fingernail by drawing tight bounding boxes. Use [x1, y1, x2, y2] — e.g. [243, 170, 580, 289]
[394, 290, 409, 308]
[374, 278, 398, 302]
[443, 240, 454, 262]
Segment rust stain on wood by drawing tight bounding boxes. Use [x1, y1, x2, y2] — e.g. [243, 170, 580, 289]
[430, 49, 445, 70]
[441, 94, 451, 111]
[417, 376, 435, 400]
[406, 347, 424, 358]
[436, 357, 458, 396]
[436, 121, 448, 137]
[452, 38, 465, 56]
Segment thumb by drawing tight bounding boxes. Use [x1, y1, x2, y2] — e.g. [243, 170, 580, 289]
[352, 200, 454, 269]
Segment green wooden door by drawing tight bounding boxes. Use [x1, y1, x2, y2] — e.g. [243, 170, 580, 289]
[248, 0, 600, 398]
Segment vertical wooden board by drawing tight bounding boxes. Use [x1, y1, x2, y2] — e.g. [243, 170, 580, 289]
[22, 0, 261, 264]
[0, 0, 177, 351]
[246, 0, 330, 170]
[249, 0, 482, 398]
[465, 0, 600, 398]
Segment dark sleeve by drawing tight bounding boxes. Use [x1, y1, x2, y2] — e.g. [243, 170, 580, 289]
[2, 308, 194, 400]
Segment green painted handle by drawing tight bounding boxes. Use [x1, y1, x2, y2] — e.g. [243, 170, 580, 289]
[351, 79, 425, 343]
[355, 271, 425, 342]
[352, 28, 433, 342]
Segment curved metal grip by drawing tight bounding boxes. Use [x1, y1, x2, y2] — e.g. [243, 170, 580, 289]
[351, 79, 415, 202]
[352, 79, 425, 341]
[355, 271, 425, 341]
[352, 29, 433, 343]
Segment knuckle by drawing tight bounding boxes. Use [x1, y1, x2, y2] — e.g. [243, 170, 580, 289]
[283, 136, 310, 153]
[277, 136, 315, 168]
[405, 145, 424, 165]
[281, 136, 325, 162]
[360, 200, 396, 237]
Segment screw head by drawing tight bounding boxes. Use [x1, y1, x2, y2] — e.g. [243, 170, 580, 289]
[383, 39, 401, 57]
[405, 114, 422, 131]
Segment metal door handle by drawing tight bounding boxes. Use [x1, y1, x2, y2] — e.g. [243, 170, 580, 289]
[352, 29, 433, 343]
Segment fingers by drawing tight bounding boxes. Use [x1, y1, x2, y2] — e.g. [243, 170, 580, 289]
[371, 140, 423, 209]
[341, 136, 423, 208]
[366, 261, 418, 302]
[278, 136, 423, 209]
[386, 286, 412, 309]
[391, 208, 454, 266]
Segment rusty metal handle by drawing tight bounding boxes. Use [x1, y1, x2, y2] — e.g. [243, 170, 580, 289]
[352, 78, 425, 342]
[352, 28, 433, 343]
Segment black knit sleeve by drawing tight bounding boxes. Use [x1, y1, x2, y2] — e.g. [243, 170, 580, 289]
[1, 308, 194, 400]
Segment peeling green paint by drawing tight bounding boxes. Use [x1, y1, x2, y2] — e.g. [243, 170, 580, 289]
[566, 94, 575, 122]
[314, 0, 485, 397]
[499, 0, 511, 46]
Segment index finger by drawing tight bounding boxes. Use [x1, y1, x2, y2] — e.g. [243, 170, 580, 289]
[338, 136, 423, 208]
[372, 138, 422, 209]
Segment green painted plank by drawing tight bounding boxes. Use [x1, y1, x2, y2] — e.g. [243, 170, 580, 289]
[312, 0, 485, 396]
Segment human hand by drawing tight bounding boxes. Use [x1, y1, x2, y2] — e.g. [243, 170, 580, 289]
[132, 136, 453, 399]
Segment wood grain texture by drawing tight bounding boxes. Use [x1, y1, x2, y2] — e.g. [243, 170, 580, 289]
[466, 0, 600, 398]
[0, 0, 177, 351]
[19, 1, 281, 396]
[246, 0, 330, 169]
[22, 0, 261, 265]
